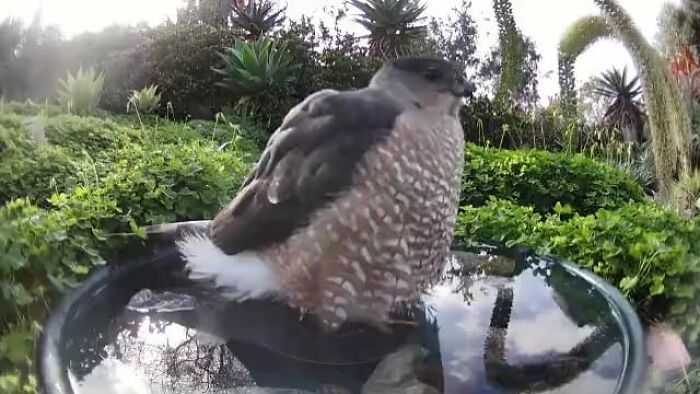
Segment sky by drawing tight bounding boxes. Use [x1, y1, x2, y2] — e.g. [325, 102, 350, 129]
[1, 0, 679, 102]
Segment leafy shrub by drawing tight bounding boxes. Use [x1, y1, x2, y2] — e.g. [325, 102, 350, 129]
[64, 140, 251, 227]
[0, 199, 114, 324]
[460, 96, 575, 150]
[0, 117, 31, 156]
[0, 129, 257, 392]
[56, 67, 106, 116]
[0, 145, 80, 206]
[203, 111, 269, 150]
[126, 85, 162, 114]
[43, 115, 136, 156]
[109, 114, 262, 156]
[0, 100, 63, 117]
[455, 198, 700, 319]
[144, 23, 238, 119]
[462, 144, 646, 215]
[0, 113, 28, 132]
[0, 194, 123, 394]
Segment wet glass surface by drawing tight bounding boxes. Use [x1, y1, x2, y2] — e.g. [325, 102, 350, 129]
[64, 247, 628, 394]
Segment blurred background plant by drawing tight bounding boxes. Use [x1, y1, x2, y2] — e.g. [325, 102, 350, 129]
[213, 37, 298, 110]
[126, 85, 161, 115]
[591, 66, 646, 145]
[230, 0, 287, 40]
[348, 0, 428, 58]
[56, 67, 105, 116]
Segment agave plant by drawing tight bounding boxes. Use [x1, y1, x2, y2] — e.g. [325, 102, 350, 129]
[127, 85, 162, 114]
[212, 38, 298, 98]
[592, 67, 645, 144]
[230, 0, 286, 40]
[349, 0, 428, 58]
[56, 67, 105, 116]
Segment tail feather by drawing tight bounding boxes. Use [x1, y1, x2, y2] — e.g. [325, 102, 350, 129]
[175, 232, 282, 301]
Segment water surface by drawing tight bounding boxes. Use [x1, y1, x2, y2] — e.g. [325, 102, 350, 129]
[66, 248, 626, 394]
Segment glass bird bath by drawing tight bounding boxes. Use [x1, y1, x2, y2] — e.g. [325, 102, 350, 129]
[37, 220, 646, 394]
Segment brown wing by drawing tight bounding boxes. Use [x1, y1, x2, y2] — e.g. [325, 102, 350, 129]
[209, 88, 403, 255]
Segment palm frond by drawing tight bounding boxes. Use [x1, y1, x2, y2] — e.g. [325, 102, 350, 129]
[231, 0, 286, 39]
[591, 66, 646, 143]
[348, 0, 428, 58]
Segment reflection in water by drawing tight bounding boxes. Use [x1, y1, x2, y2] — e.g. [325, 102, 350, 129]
[67, 248, 627, 394]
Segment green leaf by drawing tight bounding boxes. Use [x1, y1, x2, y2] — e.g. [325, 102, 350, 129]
[0, 331, 33, 364]
[619, 276, 639, 292]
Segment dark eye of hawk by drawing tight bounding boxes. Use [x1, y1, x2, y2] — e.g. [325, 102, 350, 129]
[423, 67, 443, 82]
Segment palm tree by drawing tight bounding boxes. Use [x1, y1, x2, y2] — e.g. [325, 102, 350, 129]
[563, 0, 693, 204]
[230, 0, 286, 40]
[592, 67, 646, 144]
[348, 0, 428, 58]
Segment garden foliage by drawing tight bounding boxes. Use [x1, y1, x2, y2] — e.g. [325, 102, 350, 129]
[462, 143, 645, 215]
[0, 110, 260, 393]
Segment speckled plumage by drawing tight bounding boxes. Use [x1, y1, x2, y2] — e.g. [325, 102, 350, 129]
[178, 56, 469, 331]
[264, 110, 464, 329]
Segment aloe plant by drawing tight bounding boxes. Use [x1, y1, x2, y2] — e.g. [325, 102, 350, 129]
[212, 38, 298, 98]
[56, 67, 105, 116]
[127, 85, 162, 114]
[230, 0, 286, 40]
[349, 0, 428, 58]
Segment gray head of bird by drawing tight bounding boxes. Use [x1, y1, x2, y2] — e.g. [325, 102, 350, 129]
[369, 56, 475, 116]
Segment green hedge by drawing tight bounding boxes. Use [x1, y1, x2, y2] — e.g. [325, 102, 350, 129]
[0, 113, 28, 133]
[75, 140, 251, 228]
[0, 100, 64, 117]
[0, 111, 263, 393]
[43, 115, 136, 156]
[0, 114, 31, 155]
[0, 145, 254, 394]
[0, 145, 81, 206]
[0, 137, 254, 326]
[462, 144, 646, 215]
[0, 126, 31, 157]
[0, 196, 120, 394]
[456, 198, 700, 331]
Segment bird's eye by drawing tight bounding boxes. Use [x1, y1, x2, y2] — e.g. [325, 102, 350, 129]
[424, 67, 442, 81]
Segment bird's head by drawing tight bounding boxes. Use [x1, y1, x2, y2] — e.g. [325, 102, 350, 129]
[370, 56, 475, 115]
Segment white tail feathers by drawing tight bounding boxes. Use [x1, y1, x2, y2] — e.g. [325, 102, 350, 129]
[175, 232, 282, 301]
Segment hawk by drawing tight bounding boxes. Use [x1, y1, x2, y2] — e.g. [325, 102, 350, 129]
[177, 56, 472, 331]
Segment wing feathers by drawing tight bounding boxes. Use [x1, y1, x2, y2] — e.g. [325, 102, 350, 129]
[209, 88, 403, 255]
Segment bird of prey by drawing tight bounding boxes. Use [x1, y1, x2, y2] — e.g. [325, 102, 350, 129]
[177, 56, 472, 332]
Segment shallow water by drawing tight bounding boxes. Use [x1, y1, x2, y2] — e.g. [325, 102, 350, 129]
[66, 249, 626, 394]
